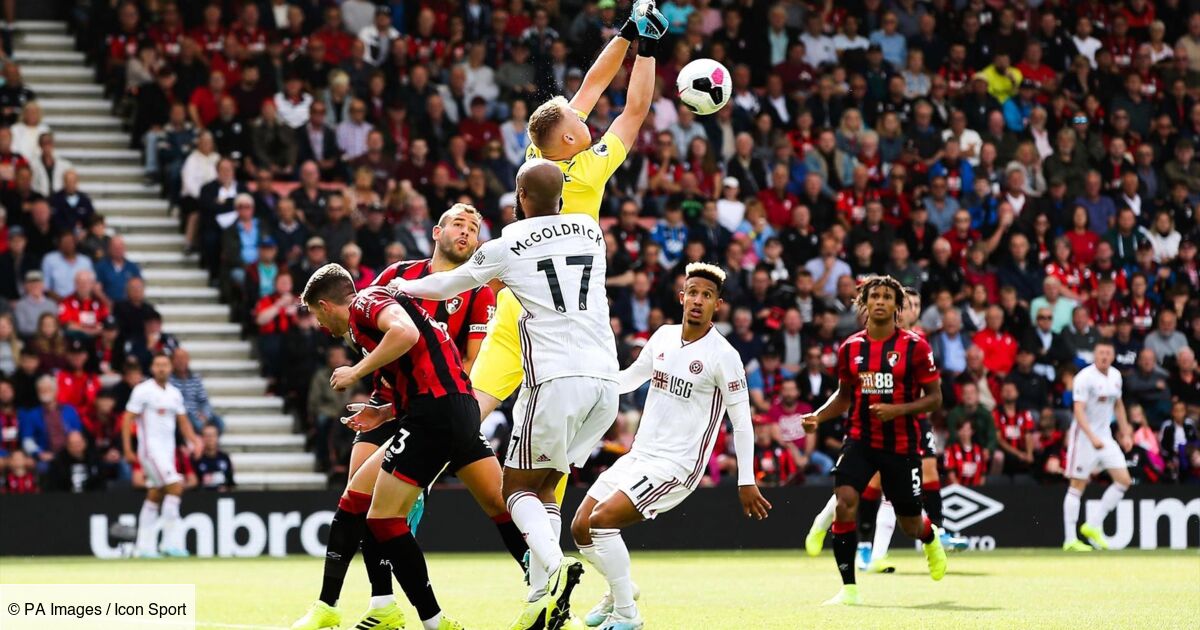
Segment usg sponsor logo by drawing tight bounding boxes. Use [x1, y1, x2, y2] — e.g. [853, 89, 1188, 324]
[89, 498, 333, 559]
[941, 485, 1005, 531]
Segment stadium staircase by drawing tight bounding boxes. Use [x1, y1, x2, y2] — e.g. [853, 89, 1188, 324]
[14, 21, 325, 490]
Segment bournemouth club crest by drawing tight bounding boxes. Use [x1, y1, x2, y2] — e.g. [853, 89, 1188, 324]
[886, 351, 900, 367]
[446, 297, 463, 314]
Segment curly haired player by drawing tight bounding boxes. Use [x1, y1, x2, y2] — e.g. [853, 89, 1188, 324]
[801, 275, 948, 606]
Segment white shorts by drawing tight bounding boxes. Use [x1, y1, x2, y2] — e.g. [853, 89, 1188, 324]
[1064, 424, 1125, 481]
[587, 453, 693, 520]
[139, 443, 182, 488]
[507, 376, 618, 473]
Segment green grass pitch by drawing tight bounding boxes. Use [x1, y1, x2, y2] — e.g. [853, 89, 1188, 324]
[1, 549, 1197, 629]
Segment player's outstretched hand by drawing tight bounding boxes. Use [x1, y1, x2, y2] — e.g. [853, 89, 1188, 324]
[342, 401, 394, 432]
[739, 485, 772, 520]
[869, 403, 902, 421]
[800, 413, 819, 434]
[386, 278, 409, 296]
[1090, 435, 1104, 449]
[633, 1, 668, 40]
[330, 365, 360, 391]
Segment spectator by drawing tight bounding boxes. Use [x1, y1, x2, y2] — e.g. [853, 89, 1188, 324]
[121, 310, 180, 373]
[765, 379, 831, 476]
[13, 271, 56, 338]
[40, 232, 93, 301]
[57, 270, 108, 344]
[251, 100, 299, 180]
[18, 375, 82, 468]
[974, 306, 1019, 376]
[92, 236, 141, 304]
[56, 339, 100, 429]
[295, 100, 341, 180]
[169, 348, 222, 434]
[192, 424, 235, 491]
[1145, 309, 1189, 365]
[946, 380, 999, 453]
[3, 449, 39, 494]
[943, 421, 987, 487]
[308, 345, 359, 472]
[45, 430, 105, 492]
[252, 272, 298, 388]
[30, 133, 73, 199]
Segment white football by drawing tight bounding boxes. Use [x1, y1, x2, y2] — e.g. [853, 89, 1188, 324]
[676, 58, 732, 116]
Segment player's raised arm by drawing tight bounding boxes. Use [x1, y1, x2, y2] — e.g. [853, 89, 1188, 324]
[569, 3, 637, 116]
[605, 1, 667, 152]
[389, 240, 507, 301]
[331, 304, 420, 391]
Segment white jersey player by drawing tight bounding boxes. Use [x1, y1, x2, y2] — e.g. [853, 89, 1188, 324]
[121, 353, 200, 558]
[1062, 340, 1132, 551]
[387, 159, 620, 628]
[570, 263, 771, 630]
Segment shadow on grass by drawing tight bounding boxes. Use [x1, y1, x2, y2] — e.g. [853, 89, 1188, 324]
[860, 600, 1003, 612]
[889, 570, 991, 577]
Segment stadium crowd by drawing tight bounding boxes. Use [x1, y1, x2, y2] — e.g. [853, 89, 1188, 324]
[2, 0, 1200, 494]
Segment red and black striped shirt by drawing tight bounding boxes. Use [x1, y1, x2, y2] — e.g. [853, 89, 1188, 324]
[836, 328, 939, 455]
[943, 443, 987, 486]
[348, 286, 471, 409]
[993, 406, 1034, 450]
[367, 259, 494, 405]
[373, 259, 495, 352]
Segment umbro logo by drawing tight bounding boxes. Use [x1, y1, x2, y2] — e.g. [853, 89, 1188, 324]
[537, 454, 551, 463]
[853, 356, 865, 365]
[941, 485, 1005, 531]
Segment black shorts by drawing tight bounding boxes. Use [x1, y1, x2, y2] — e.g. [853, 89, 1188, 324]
[380, 393, 494, 488]
[833, 440, 923, 517]
[917, 418, 938, 459]
[354, 421, 398, 447]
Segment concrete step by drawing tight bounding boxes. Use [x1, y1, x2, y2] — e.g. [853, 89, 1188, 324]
[157, 303, 231, 322]
[59, 148, 140, 163]
[213, 395, 285, 415]
[234, 472, 327, 491]
[115, 237, 183, 252]
[72, 165, 145, 183]
[14, 20, 69, 33]
[220, 434, 306, 452]
[94, 198, 167, 213]
[142, 267, 209, 286]
[41, 100, 111, 113]
[145, 285, 219, 303]
[104, 215, 176, 232]
[13, 50, 85, 64]
[179, 340, 253, 360]
[77, 182, 156, 195]
[189, 358, 261, 375]
[17, 33, 74, 49]
[163, 321, 243, 338]
[53, 130, 132, 149]
[22, 65, 93, 83]
[124, 251, 198, 268]
[43, 115, 124, 131]
[223, 414, 294, 434]
[27, 83, 104, 97]
[204, 376, 269, 397]
[230, 452, 314, 473]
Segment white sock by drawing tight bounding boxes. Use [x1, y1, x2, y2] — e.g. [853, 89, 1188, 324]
[136, 500, 160, 553]
[1086, 483, 1128, 529]
[544, 502, 562, 546]
[577, 543, 607, 579]
[369, 595, 395, 609]
[1063, 487, 1082, 542]
[421, 612, 442, 630]
[160, 495, 182, 550]
[813, 494, 837, 532]
[507, 492, 563, 590]
[872, 500, 896, 559]
[591, 528, 636, 618]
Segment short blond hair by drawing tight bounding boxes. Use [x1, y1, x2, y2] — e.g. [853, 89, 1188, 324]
[438, 203, 482, 228]
[527, 96, 571, 150]
[300, 263, 355, 306]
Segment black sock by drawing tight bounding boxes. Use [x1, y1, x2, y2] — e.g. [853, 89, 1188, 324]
[361, 535, 394, 598]
[857, 496, 880, 541]
[922, 481, 944, 529]
[319, 507, 367, 606]
[492, 514, 529, 566]
[370, 518, 440, 621]
[831, 523, 857, 586]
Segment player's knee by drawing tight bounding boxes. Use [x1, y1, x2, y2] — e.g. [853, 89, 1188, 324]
[570, 510, 592, 545]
